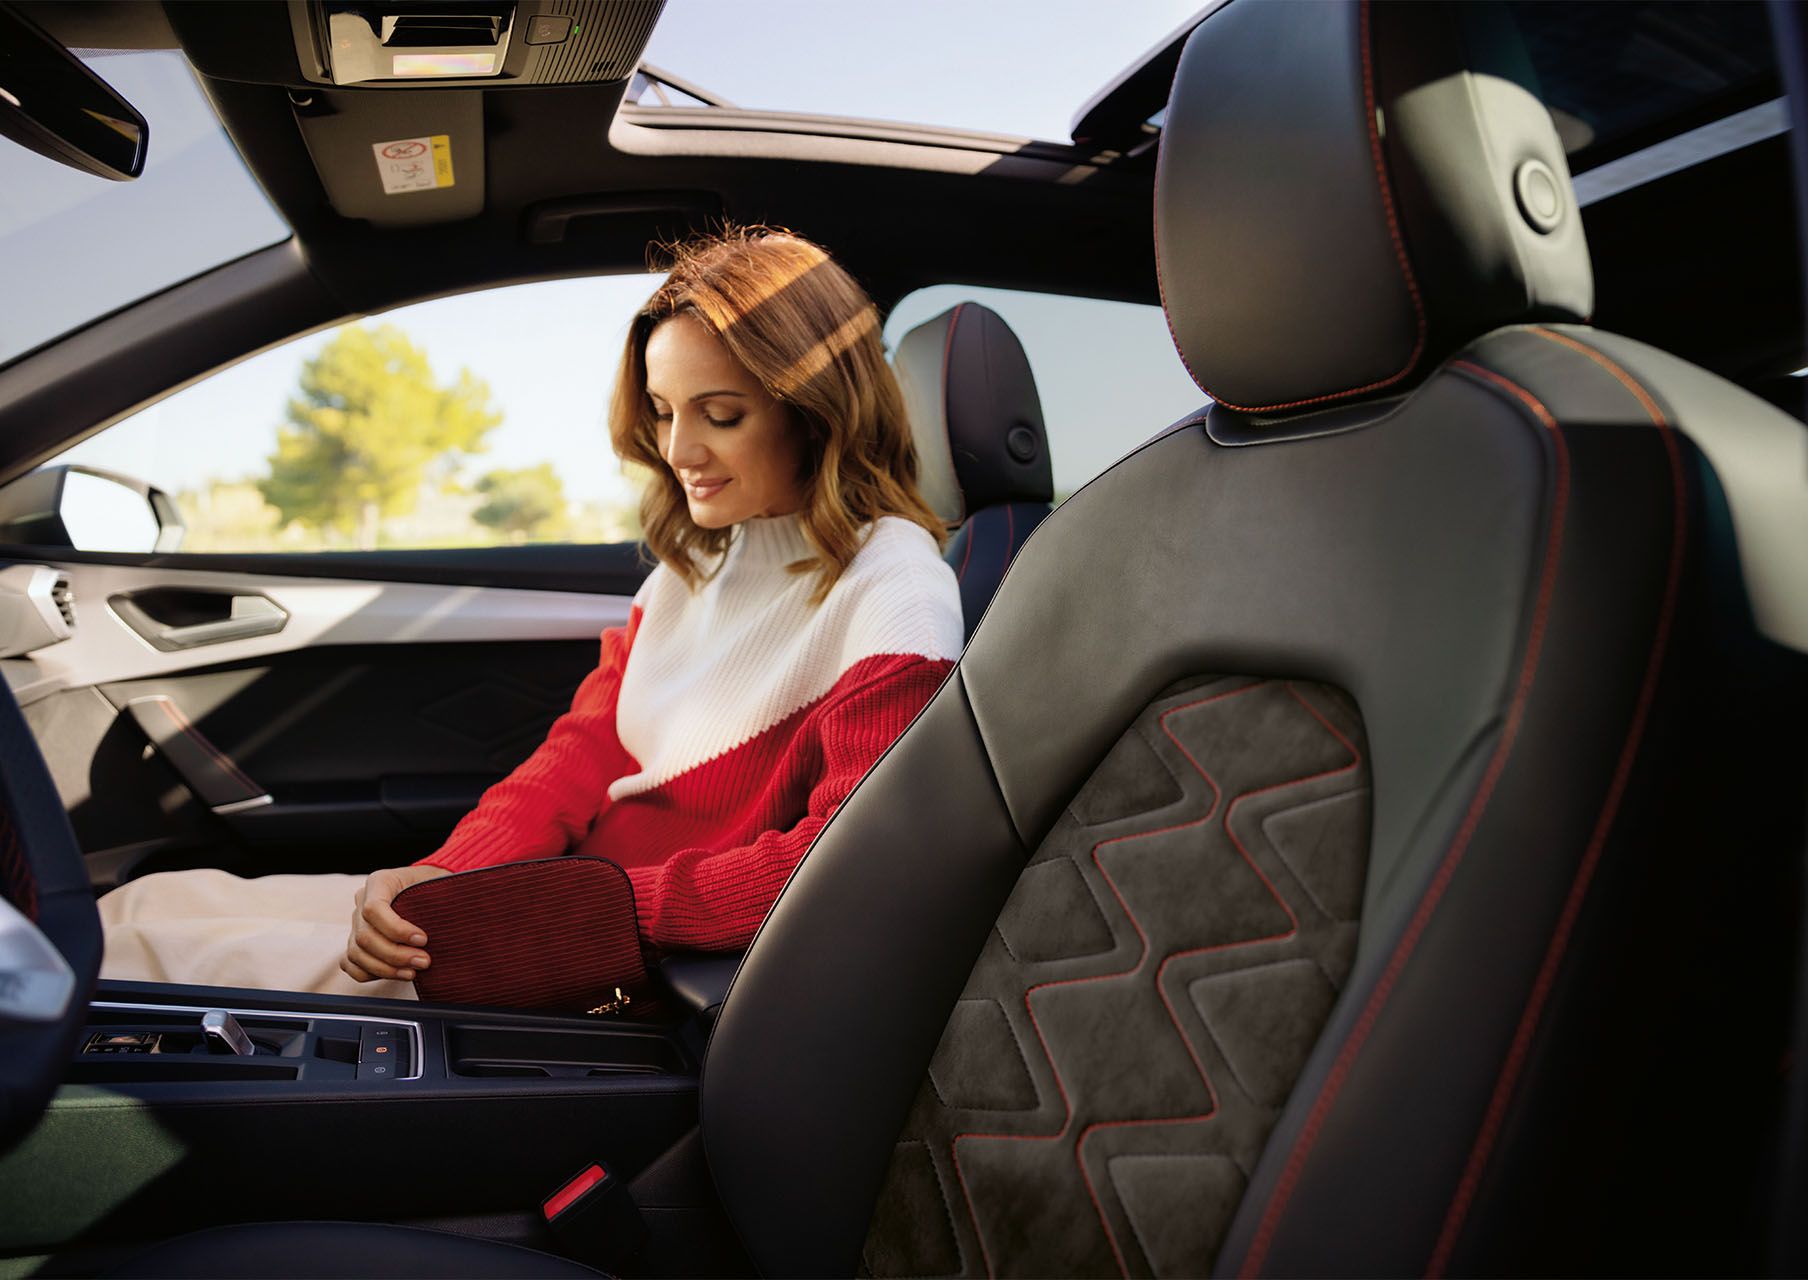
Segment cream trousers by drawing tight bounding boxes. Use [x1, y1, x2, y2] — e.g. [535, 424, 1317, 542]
[98, 868, 418, 1002]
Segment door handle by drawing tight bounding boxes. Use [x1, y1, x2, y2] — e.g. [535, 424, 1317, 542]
[109, 588, 288, 652]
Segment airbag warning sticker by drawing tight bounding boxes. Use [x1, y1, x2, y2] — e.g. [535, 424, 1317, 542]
[373, 135, 454, 194]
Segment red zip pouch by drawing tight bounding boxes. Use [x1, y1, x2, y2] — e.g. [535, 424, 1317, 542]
[393, 856, 650, 1016]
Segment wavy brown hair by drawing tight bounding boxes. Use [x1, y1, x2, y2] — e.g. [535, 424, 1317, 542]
[609, 226, 944, 602]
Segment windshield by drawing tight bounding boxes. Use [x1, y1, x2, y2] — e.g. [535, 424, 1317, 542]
[636, 0, 1204, 140]
[0, 49, 291, 368]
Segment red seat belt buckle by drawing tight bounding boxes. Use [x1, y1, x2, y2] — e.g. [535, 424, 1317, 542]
[541, 1161, 646, 1267]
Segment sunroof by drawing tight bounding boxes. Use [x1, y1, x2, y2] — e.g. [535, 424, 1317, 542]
[1072, 0, 1780, 170]
[630, 0, 1204, 142]
[1508, 1, 1778, 170]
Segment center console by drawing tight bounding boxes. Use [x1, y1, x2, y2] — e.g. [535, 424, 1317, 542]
[77, 1001, 426, 1084]
[74, 996, 688, 1087]
[0, 978, 723, 1269]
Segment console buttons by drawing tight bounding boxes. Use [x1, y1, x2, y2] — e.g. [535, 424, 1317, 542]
[525, 15, 572, 44]
[357, 1024, 409, 1080]
[84, 1031, 161, 1054]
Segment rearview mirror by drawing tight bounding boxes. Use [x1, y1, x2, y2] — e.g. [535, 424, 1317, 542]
[0, 4, 147, 181]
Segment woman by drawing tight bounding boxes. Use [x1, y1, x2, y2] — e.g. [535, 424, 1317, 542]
[99, 226, 963, 999]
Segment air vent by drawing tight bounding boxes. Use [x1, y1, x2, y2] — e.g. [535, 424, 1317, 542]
[0, 564, 75, 657]
[50, 576, 74, 629]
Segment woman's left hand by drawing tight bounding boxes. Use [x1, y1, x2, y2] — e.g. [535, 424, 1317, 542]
[340, 863, 451, 983]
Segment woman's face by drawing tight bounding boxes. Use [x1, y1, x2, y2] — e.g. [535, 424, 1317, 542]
[644, 312, 807, 529]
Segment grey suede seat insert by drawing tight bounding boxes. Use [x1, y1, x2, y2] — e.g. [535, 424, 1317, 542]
[863, 678, 1371, 1278]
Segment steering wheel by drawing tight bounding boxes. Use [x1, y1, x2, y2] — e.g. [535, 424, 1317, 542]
[0, 679, 101, 1155]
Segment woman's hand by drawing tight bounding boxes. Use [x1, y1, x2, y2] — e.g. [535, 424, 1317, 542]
[340, 864, 452, 984]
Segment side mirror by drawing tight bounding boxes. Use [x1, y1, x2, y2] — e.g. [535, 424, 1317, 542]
[0, 465, 184, 554]
[0, 4, 148, 181]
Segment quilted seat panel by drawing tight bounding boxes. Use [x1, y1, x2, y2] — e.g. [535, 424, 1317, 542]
[862, 677, 1371, 1279]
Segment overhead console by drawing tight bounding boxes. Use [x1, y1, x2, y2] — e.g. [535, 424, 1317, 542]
[287, 0, 665, 89]
[161, 1, 668, 228]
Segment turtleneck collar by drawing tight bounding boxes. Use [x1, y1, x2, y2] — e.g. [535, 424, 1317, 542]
[730, 513, 811, 566]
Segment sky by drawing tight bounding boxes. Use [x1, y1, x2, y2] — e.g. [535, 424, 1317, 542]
[20, 2, 1210, 512]
[637, 0, 1204, 140]
[0, 51, 289, 366]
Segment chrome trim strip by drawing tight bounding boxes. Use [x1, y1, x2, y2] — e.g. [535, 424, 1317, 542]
[211, 794, 274, 816]
[91, 1000, 426, 1081]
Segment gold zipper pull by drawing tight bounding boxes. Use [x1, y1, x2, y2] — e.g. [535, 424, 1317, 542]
[586, 986, 632, 1016]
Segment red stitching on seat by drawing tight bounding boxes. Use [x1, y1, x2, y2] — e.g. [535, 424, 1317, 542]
[1156, 0, 1428, 416]
[0, 808, 37, 922]
[949, 681, 1362, 1277]
[1236, 361, 1570, 1278]
[1152, 53, 1208, 402]
[1423, 330, 1688, 1276]
[956, 513, 977, 584]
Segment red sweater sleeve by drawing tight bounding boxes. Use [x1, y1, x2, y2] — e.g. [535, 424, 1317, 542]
[420, 616, 640, 873]
[626, 655, 950, 951]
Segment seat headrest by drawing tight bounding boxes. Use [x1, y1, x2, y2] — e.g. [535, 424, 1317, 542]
[893, 303, 1054, 525]
[1156, 0, 1594, 415]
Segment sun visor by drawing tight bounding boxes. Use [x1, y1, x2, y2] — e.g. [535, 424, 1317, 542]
[292, 89, 484, 226]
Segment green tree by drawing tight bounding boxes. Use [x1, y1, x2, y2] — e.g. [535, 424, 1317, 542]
[259, 324, 502, 548]
[472, 463, 568, 542]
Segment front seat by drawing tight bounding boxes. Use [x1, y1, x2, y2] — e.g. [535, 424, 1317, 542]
[705, 2, 1808, 1277]
[105, 0, 1808, 1274]
[892, 303, 1054, 637]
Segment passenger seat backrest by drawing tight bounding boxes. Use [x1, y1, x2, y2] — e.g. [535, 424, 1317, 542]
[702, 2, 1808, 1276]
[893, 304, 1054, 637]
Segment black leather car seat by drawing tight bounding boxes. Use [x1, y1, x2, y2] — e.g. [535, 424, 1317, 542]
[79, 0, 1808, 1275]
[892, 303, 1054, 638]
[703, 2, 1808, 1277]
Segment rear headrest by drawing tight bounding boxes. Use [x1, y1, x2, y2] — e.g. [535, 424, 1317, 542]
[893, 303, 1054, 525]
[1156, 0, 1594, 415]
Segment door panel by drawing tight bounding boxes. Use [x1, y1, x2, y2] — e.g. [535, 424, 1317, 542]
[96, 639, 599, 872]
[3, 554, 642, 885]
[13, 557, 633, 698]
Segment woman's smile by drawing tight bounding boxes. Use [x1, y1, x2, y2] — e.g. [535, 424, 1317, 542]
[683, 476, 731, 501]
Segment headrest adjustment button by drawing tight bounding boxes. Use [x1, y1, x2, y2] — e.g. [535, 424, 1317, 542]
[1005, 425, 1040, 463]
[1514, 158, 1565, 234]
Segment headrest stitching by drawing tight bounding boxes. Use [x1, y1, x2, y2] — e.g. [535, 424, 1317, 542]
[1153, 55, 1209, 401]
[1158, 0, 1431, 416]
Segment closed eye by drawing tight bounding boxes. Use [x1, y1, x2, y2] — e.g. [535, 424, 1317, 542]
[651, 410, 740, 427]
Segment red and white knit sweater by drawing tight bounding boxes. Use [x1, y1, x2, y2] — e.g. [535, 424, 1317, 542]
[420, 514, 962, 951]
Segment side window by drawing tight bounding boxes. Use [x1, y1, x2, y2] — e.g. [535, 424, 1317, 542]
[48, 275, 663, 552]
[883, 285, 1204, 503]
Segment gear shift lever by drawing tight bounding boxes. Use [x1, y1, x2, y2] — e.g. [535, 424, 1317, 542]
[200, 1009, 255, 1056]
